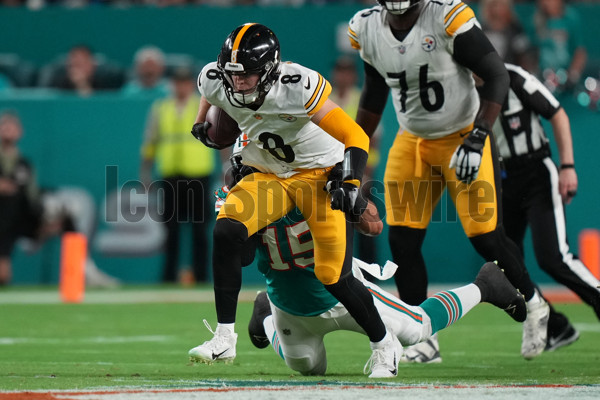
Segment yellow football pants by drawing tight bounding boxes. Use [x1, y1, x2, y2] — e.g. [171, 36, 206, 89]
[217, 168, 349, 285]
[384, 126, 498, 237]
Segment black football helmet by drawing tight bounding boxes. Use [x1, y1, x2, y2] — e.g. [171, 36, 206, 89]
[377, 0, 420, 15]
[217, 23, 280, 108]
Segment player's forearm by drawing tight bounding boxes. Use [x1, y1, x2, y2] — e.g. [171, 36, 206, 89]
[195, 97, 212, 124]
[356, 107, 382, 139]
[550, 108, 575, 165]
[316, 106, 370, 185]
[316, 105, 370, 153]
[474, 99, 502, 132]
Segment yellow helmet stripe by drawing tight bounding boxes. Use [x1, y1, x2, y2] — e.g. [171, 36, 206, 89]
[231, 23, 257, 63]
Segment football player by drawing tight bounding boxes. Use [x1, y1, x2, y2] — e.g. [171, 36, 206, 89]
[188, 23, 400, 378]
[192, 146, 526, 376]
[348, 0, 550, 360]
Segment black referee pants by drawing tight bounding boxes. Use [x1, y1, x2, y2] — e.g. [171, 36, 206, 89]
[502, 157, 600, 319]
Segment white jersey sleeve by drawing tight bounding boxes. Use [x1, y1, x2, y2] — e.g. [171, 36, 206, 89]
[349, 1, 480, 139]
[197, 62, 344, 177]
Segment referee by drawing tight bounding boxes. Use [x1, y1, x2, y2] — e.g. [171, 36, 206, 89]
[491, 63, 600, 351]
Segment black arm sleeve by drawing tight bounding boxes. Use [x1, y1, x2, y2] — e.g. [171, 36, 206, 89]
[358, 61, 390, 115]
[453, 26, 509, 105]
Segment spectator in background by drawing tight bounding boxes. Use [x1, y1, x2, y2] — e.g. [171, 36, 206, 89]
[533, 0, 587, 93]
[479, 0, 535, 71]
[140, 66, 216, 284]
[329, 56, 380, 265]
[0, 111, 41, 286]
[122, 46, 171, 98]
[50, 45, 124, 96]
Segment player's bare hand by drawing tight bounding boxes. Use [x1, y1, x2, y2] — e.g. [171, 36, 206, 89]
[559, 167, 578, 204]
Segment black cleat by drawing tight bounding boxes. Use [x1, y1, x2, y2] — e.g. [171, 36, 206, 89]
[546, 312, 580, 352]
[248, 291, 272, 349]
[474, 262, 527, 322]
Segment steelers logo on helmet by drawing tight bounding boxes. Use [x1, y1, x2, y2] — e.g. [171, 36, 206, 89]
[377, 0, 420, 15]
[217, 23, 281, 108]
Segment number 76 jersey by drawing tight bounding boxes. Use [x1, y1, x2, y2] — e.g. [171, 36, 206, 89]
[198, 61, 344, 178]
[348, 1, 480, 139]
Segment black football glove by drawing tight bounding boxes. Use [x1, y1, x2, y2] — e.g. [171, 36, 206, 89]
[191, 122, 227, 150]
[449, 126, 490, 184]
[324, 161, 343, 193]
[330, 182, 368, 222]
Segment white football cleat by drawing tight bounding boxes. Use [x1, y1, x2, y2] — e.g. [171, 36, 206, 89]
[364, 331, 402, 378]
[521, 296, 550, 360]
[400, 333, 442, 364]
[188, 320, 238, 364]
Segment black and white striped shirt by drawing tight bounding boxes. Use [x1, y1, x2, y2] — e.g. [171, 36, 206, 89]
[493, 64, 561, 165]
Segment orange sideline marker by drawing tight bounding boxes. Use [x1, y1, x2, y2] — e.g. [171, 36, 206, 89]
[60, 232, 87, 303]
[579, 229, 600, 280]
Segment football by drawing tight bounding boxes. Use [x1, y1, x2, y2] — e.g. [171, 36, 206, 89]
[205, 106, 241, 148]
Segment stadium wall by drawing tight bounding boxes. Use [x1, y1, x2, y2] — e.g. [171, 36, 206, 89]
[0, 4, 599, 285]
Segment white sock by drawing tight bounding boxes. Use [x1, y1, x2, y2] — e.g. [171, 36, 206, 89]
[527, 291, 542, 305]
[263, 315, 275, 343]
[263, 316, 284, 360]
[452, 283, 482, 315]
[371, 330, 391, 349]
[217, 323, 235, 334]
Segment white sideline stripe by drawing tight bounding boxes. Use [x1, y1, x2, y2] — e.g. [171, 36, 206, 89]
[0, 284, 577, 305]
[0, 289, 261, 304]
[6, 385, 600, 400]
[544, 158, 600, 290]
[0, 335, 174, 345]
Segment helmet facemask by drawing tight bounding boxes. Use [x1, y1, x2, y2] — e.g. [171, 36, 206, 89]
[220, 57, 279, 108]
[378, 0, 420, 15]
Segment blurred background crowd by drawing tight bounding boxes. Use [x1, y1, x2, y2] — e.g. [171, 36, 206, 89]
[0, 0, 598, 288]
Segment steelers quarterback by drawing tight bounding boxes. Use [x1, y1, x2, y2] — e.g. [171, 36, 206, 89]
[348, 0, 550, 360]
[188, 23, 401, 378]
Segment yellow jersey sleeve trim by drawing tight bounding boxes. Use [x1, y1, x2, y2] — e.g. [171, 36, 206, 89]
[317, 107, 369, 152]
[347, 27, 361, 50]
[444, 2, 465, 24]
[305, 74, 332, 116]
[445, 5, 475, 36]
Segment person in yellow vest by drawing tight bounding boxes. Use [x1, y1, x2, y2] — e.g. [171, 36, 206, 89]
[140, 66, 216, 284]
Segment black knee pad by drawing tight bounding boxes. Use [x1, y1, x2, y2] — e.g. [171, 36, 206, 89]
[214, 218, 248, 244]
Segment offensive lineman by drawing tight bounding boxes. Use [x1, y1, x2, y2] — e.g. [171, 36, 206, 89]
[188, 23, 400, 378]
[348, 0, 550, 360]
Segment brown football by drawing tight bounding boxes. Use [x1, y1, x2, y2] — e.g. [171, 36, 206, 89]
[205, 106, 241, 148]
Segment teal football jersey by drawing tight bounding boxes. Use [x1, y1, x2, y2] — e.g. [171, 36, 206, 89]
[256, 208, 339, 316]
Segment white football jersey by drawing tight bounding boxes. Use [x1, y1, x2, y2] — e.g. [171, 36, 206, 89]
[348, 0, 480, 139]
[198, 62, 344, 178]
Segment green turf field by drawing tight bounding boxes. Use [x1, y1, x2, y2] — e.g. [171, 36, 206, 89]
[1, 293, 599, 391]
